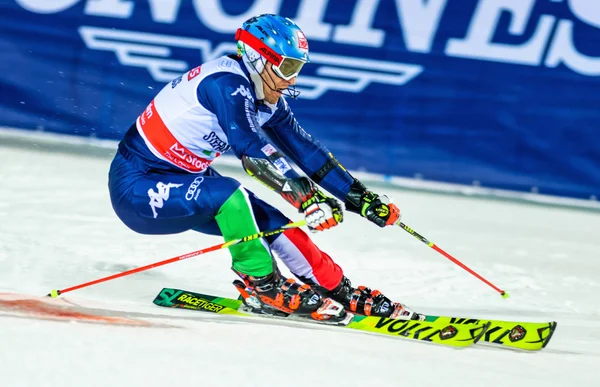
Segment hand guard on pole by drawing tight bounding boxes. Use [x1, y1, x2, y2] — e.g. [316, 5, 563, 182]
[281, 177, 343, 232]
[344, 179, 401, 227]
[241, 155, 342, 231]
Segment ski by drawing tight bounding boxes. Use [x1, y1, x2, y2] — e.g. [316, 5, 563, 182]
[424, 315, 557, 351]
[152, 288, 488, 348]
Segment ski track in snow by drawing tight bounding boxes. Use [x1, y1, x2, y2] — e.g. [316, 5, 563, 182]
[1, 146, 599, 386]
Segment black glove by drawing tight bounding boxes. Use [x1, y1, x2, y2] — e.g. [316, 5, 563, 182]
[281, 177, 343, 232]
[344, 179, 401, 227]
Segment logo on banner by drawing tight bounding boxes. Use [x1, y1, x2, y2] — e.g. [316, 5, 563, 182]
[77, 26, 422, 100]
[18, 0, 600, 99]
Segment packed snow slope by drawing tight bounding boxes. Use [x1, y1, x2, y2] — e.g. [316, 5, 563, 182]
[1, 145, 599, 387]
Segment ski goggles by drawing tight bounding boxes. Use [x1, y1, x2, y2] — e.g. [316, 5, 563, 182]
[271, 57, 305, 81]
[235, 28, 307, 81]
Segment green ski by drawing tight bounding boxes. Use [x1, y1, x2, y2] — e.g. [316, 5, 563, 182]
[153, 288, 489, 348]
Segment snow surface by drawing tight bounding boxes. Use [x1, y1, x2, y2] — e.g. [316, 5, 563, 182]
[1, 145, 599, 387]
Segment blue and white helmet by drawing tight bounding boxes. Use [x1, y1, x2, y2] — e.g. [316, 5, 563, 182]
[236, 14, 310, 99]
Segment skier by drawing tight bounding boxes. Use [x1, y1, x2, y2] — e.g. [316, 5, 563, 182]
[108, 14, 420, 323]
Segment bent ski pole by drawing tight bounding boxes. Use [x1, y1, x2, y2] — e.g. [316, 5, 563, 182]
[47, 220, 307, 298]
[398, 222, 509, 298]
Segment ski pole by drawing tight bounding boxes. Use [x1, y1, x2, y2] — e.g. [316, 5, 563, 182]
[47, 220, 307, 298]
[398, 222, 509, 298]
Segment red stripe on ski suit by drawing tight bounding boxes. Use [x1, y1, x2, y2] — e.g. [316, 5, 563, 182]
[138, 100, 213, 173]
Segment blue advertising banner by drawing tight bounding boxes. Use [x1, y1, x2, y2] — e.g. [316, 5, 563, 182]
[1, 0, 599, 199]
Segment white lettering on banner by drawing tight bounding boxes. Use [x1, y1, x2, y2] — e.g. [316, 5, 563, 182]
[568, 0, 600, 28]
[444, 0, 600, 74]
[394, 0, 448, 53]
[15, 0, 80, 14]
[146, 0, 182, 23]
[299, 0, 449, 49]
[16, 0, 600, 85]
[84, 0, 133, 18]
[333, 0, 385, 47]
[545, 20, 600, 76]
[148, 182, 183, 218]
[446, 0, 555, 66]
[293, 0, 333, 41]
[18, 0, 181, 22]
[193, 0, 282, 34]
[87, 0, 183, 22]
[544, 0, 600, 76]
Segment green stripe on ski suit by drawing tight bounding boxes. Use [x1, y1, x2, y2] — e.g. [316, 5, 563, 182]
[215, 188, 273, 277]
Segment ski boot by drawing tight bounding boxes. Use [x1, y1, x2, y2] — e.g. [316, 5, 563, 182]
[233, 271, 351, 325]
[317, 276, 424, 320]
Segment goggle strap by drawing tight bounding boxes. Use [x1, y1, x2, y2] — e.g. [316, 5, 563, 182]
[235, 29, 283, 67]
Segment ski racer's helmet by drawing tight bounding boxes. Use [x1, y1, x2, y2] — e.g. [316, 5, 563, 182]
[236, 14, 309, 99]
